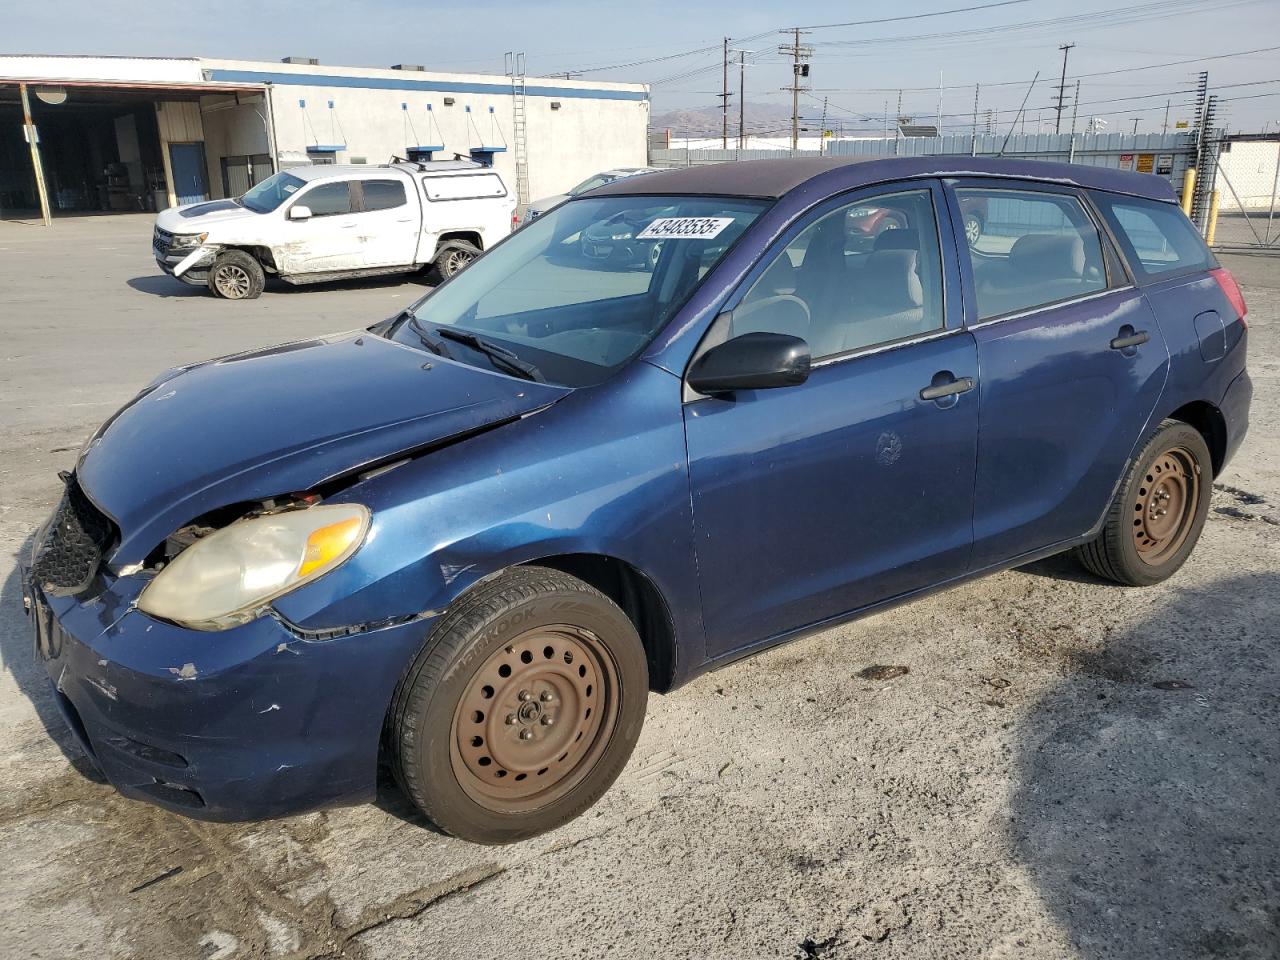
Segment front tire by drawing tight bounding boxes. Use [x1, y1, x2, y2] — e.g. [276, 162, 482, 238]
[207, 250, 265, 300]
[1074, 420, 1212, 586]
[390, 566, 648, 844]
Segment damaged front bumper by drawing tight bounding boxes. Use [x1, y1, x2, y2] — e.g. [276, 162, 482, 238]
[21, 566, 438, 821]
[155, 245, 218, 285]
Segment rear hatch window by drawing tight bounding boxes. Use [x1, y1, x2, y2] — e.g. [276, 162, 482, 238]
[1091, 193, 1216, 279]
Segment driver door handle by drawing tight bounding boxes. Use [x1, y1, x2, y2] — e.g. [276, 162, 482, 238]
[919, 376, 975, 401]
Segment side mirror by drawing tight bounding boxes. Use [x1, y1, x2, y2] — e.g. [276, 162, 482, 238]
[687, 331, 811, 395]
[288, 205, 312, 221]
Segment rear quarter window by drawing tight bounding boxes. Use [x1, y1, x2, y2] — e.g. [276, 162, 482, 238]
[1091, 193, 1215, 279]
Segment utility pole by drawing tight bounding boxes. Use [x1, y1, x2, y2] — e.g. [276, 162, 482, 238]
[820, 96, 829, 153]
[1162, 99, 1170, 135]
[735, 49, 750, 149]
[1132, 117, 1140, 135]
[971, 83, 980, 140]
[1054, 43, 1075, 134]
[720, 37, 730, 149]
[896, 89, 903, 139]
[1070, 79, 1080, 135]
[779, 28, 813, 151]
[884, 99, 890, 138]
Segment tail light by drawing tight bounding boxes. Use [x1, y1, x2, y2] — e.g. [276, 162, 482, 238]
[1210, 267, 1248, 327]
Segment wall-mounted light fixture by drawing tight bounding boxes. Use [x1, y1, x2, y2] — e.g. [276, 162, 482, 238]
[443, 97, 456, 106]
[550, 101, 562, 110]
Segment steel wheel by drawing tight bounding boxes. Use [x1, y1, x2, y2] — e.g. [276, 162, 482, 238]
[443, 249, 475, 276]
[213, 263, 252, 299]
[646, 242, 662, 270]
[451, 624, 620, 812]
[1131, 446, 1200, 565]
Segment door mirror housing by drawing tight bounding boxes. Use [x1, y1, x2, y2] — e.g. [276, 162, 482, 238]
[687, 331, 811, 395]
[288, 205, 312, 221]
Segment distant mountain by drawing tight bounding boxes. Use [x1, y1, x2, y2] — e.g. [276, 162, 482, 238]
[650, 101, 794, 137]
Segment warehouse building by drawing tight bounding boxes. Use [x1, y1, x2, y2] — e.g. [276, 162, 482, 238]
[0, 54, 649, 223]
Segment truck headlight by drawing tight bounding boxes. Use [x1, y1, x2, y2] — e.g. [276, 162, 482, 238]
[137, 504, 370, 631]
[169, 232, 208, 251]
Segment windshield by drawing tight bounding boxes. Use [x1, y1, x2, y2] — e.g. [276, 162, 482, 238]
[568, 173, 617, 196]
[390, 194, 769, 387]
[241, 172, 306, 213]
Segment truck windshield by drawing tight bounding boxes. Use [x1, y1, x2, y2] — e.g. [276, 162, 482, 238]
[391, 194, 770, 387]
[241, 172, 306, 213]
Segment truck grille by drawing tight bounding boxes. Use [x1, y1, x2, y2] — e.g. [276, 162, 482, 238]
[31, 474, 117, 596]
[153, 226, 173, 258]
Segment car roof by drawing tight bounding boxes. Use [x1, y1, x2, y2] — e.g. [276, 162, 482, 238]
[589, 156, 1178, 203]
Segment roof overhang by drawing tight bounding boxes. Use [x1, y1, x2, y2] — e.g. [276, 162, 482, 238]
[0, 77, 266, 97]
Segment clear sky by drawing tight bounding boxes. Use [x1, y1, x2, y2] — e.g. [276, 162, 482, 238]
[7, 0, 1280, 132]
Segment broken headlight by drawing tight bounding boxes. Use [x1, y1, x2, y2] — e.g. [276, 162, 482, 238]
[137, 503, 370, 631]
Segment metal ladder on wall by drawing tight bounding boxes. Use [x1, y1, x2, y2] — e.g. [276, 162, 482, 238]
[508, 52, 531, 208]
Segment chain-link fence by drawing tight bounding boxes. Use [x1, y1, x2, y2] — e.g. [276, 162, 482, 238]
[1209, 136, 1280, 251]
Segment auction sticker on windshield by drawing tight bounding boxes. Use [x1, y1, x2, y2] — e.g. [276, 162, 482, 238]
[636, 217, 735, 240]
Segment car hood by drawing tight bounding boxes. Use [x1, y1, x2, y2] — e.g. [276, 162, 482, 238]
[156, 200, 259, 233]
[77, 333, 570, 563]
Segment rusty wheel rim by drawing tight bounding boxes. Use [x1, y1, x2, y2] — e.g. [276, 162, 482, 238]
[451, 626, 619, 812]
[1131, 446, 1199, 565]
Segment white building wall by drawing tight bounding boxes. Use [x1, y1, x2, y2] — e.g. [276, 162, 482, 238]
[198, 59, 648, 202]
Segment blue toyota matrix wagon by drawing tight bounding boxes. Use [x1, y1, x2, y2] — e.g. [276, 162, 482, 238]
[24, 158, 1250, 843]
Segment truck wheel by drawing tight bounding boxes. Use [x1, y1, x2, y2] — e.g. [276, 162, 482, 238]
[431, 241, 481, 283]
[1073, 420, 1212, 586]
[389, 566, 648, 844]
[963, 212, 984, 248]
[207, 251, 265, 300]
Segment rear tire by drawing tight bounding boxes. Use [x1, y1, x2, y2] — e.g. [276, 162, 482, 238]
[430, 240, 481, 283]
[206, 250, 265, 300]
[1073, 420, 1212, 586]
[389, 566, 648, 844]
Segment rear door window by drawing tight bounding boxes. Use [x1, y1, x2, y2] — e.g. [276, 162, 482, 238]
[1091, 193, 1215, 279]
[358, 179, 407, 212]
[298, 181, 354, 217]
[954, 188, 1110, 320]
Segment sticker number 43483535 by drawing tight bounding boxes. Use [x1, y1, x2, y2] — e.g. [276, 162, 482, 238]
[635, 217, 735, 240]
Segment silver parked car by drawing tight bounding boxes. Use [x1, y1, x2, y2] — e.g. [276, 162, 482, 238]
[521, 167, 658, 224]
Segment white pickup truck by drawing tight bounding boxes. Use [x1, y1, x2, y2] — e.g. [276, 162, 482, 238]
[152, 159, 515, 299]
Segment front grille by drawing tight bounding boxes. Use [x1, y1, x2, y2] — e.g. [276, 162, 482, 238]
[153, 226, 173, 258]
[31, 474, 117, 596]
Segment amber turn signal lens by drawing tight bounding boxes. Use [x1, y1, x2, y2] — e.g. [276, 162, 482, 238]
[299, 516, 365, 577]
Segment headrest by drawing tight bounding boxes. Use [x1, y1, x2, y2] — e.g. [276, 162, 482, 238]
[861, 249, 923, 310]
[873, 228, 920, 252]
[1009, 233, 1085, 282]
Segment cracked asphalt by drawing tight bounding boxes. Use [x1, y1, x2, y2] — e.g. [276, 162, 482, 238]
[1, 215, 1276, 959]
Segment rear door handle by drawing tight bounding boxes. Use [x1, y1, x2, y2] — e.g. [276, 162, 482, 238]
[919, 376, 975, 401]
[1110, 330, 1149, 350]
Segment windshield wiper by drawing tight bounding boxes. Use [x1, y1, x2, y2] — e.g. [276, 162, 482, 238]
[434, 327, 545, 382]
[406, 315, 453, 358]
